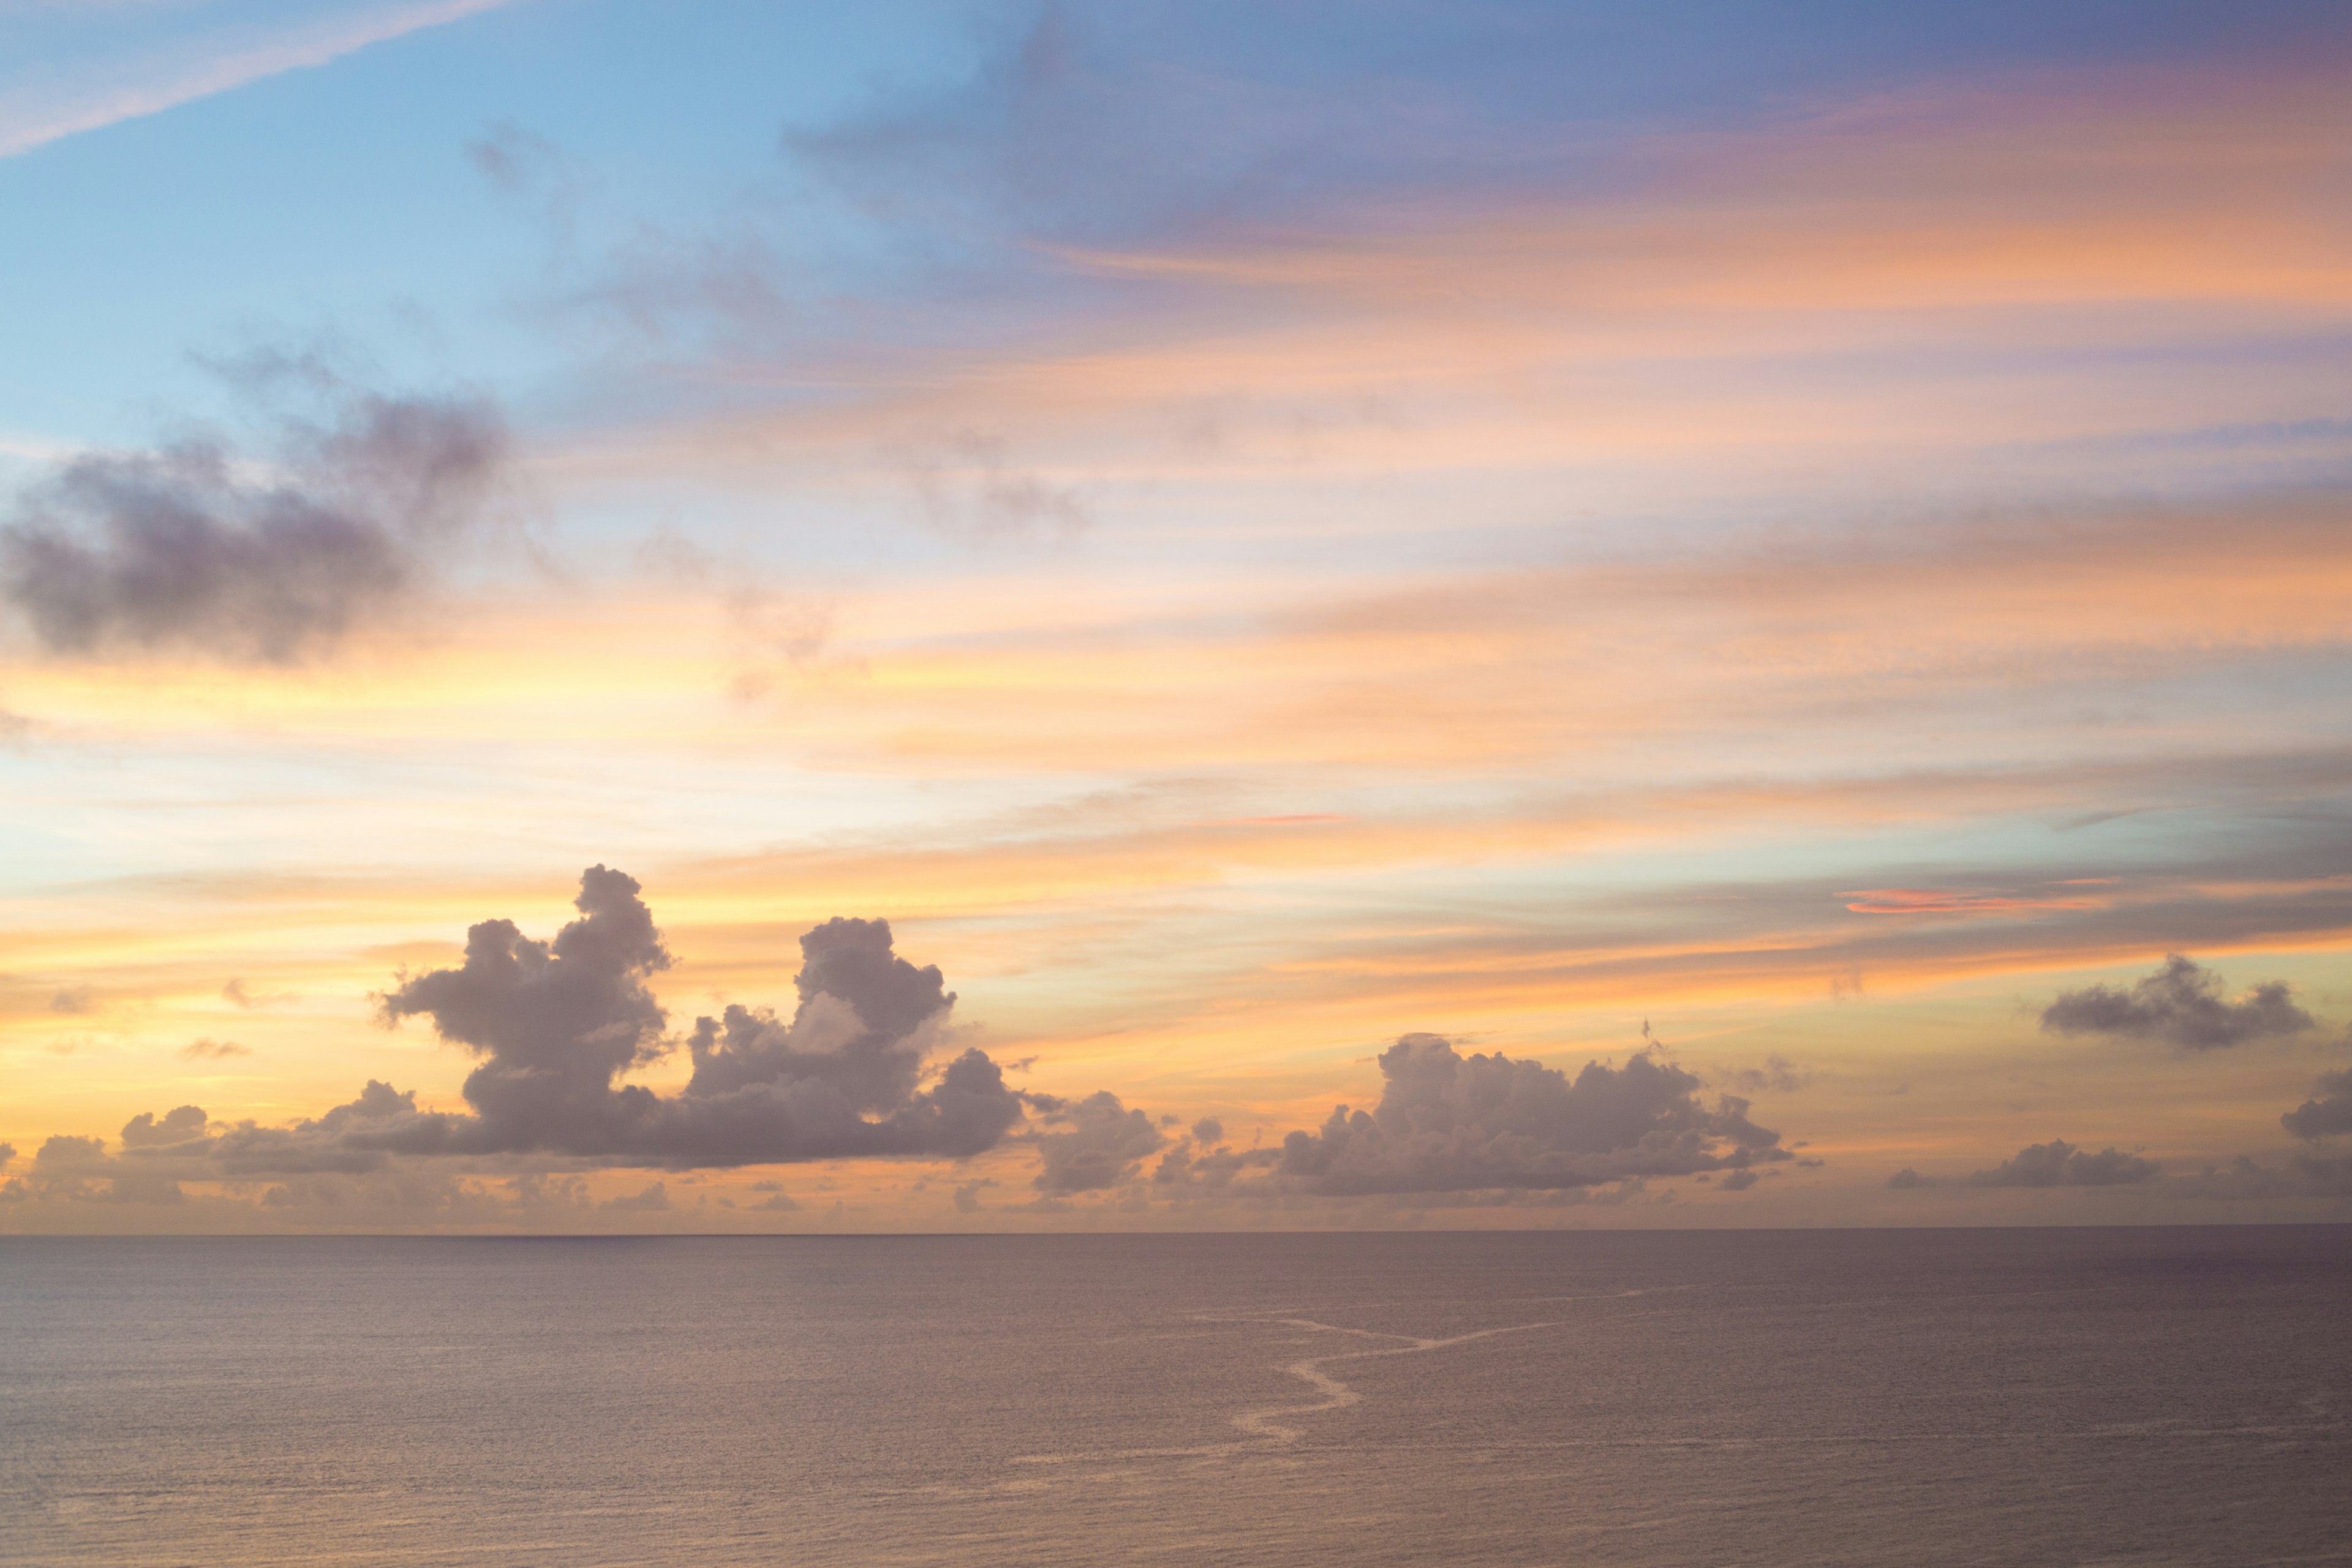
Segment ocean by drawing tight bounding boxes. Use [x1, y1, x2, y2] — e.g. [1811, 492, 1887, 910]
[3, 1228, 2347, 1566]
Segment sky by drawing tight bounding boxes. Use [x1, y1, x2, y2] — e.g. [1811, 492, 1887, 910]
[3, 0, 2351, 1232]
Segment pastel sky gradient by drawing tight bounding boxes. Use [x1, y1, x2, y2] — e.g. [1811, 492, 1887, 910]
[5, 0, 2351, 1231]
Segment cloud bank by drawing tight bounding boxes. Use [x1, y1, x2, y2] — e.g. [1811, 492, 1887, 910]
[1261, 1033, 1788, 1196]
[1890, 1138, 2160, 1189]
[10, 867, 1038, 1199]
[2041, 955, 2315, 1050]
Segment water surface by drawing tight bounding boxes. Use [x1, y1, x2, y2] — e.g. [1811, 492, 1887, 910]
[4, 1228, 2347, 1566]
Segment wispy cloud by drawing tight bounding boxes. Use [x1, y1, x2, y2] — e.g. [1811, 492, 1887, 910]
[0, 0, 521, 161]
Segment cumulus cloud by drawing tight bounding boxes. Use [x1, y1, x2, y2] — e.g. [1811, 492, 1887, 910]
[1258, 1033, 1789, 1197]
[2280, 1069, 2352, 1140]
[1, 368, 508, 662]
[1962, 1139, 2158, 1187]
[1032, 1090, 1164, 1193]
[357, 869, 1031, 1166]
[119, 1106, 209, 1148]
[5, 868, 1041, 1199]
[2041, 955, 2314, 1050]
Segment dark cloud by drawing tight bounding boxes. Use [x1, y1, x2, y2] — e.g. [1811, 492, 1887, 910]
[2041, 954, 2314, 1050]
[1191, 1116, 1224, 1144]
[1887, 1167, 1934, 1188]
[1033, 1090, 1163, 1194]
[1, 869, 1052, 1204]
[179, 1038, 249, 1060]
[1262, 1033, 1789, 1197]
[1, 369, 508, 662]
[2280, 1069, 2352, 1140]
[1962, 1139, 2159, 1188]
[0, 1144, 14, 1169]
[1720, 1168, 1760, 1191]
[358, 867, 1030, 1167]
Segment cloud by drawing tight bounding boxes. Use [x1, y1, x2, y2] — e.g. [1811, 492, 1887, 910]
[1887, 1167, 1934, 1189]
[900, 433, 1090, 541]
[1718, 1054, 1815, 1095]
[2280, 1069, 2352, 1141]
[2041, 955, 2315, 1050]
[35, 1136, 107, 1171]
[179, 1038, 250, 1060]
[1719, 1168, 1760, 1191]
[2171, 1153, 2352, 1200]
[0, 1144, 13, 1170]
[119, 1106, 209, 1148]
[0, 0, 521, 161]
[1191, 1116, 1224, 1144]
[600, 1181, 669, 1213]
[6, 869, 1041, 1195]
[221, 978, 294, 1009]
[1033, 1090, 1164, 1194]
[1, 368, 508, 662]
[1261, 1033, 1788, 1197]
[358, 867, 1031, 1167]
[1961, 1139, 2159, 1188]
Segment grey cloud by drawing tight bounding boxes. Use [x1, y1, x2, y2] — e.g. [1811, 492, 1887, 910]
[1, 374, 507, 662]
[0, 1144, 14, 1169]
[360, 867, 1030, 1167]
[35, 1135, 107, 1170]
[1191, 1116, 1224, 1144]
[1719, 1168, 1760, 1191]
[2170, 1152, 2352, 1200]
[104, 1175, 185, 1205]
[1887, 1167, 1934, 1188]
[48, 988, 92, 1014]
[2041, 955, 2314, 1050]
[2280, 1069, 2352, 1140]
[1961, 1139, 2160, 1188]
[120, 1106, 208, 1148]
[1033, 1091, 1163, 1194]
[4, 869, 1047, 1193]
[601, 1181, 670, 1213]
[1263, 1033, 1789, 1197]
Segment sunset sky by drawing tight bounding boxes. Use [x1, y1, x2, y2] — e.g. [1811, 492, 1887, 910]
[4, 0, 2350, 1230]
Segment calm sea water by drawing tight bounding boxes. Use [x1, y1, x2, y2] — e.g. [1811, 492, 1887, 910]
[3, 1228, 2347, 1567]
